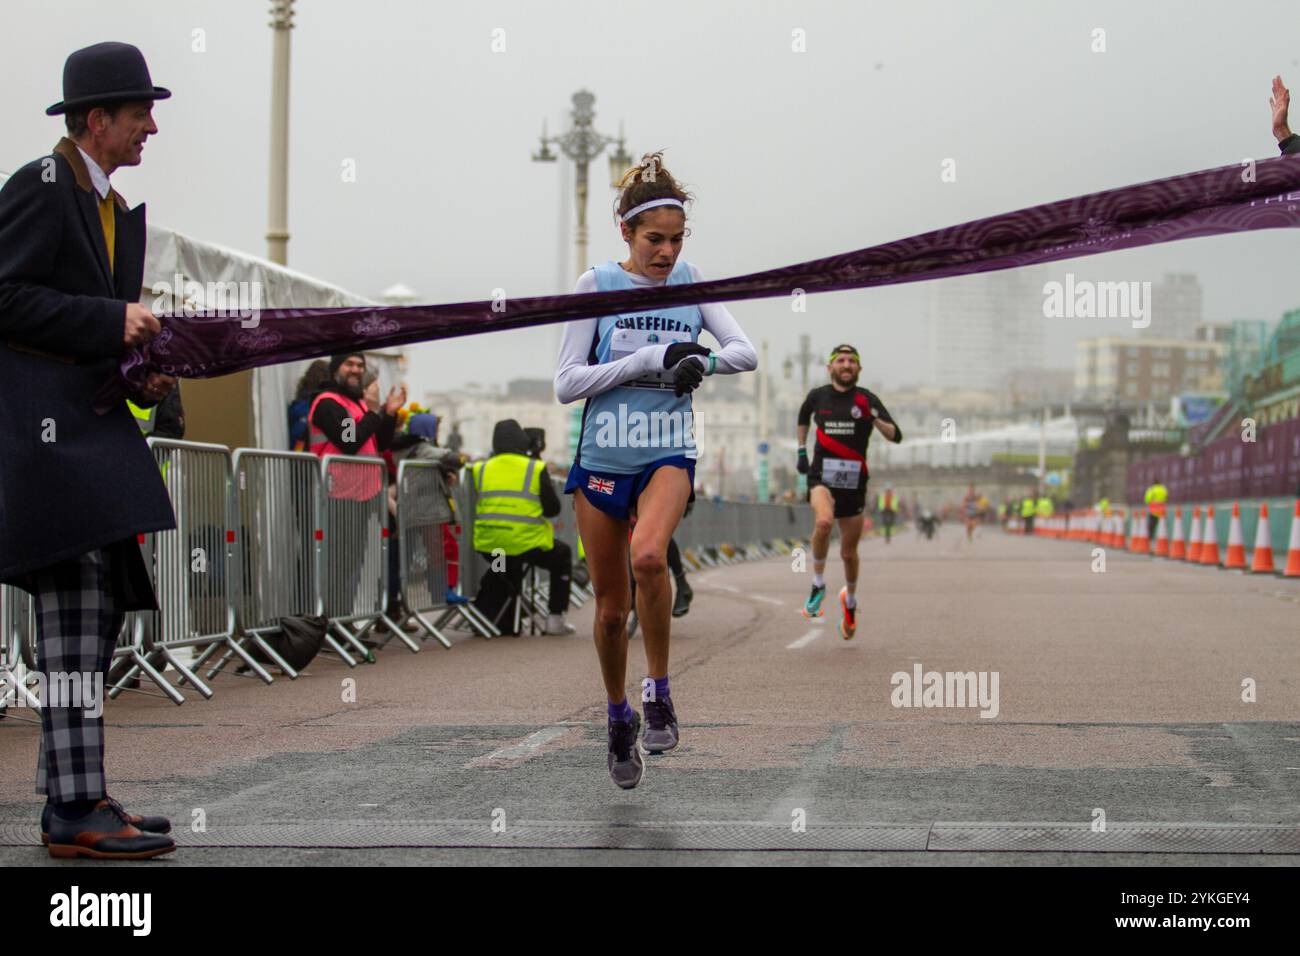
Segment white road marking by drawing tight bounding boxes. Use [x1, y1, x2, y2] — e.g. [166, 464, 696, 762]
[715, 584, 740, 593]
[473, 725, 569, 764]
[787, 628, 823, 649]
[752, 595, 784, 606]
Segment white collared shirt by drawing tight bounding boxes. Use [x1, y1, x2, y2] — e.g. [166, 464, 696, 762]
[75, 145, 111, 200]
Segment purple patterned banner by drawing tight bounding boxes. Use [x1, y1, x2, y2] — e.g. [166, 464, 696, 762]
[1128, 418, 1300, 503]
[97, 154, 1300, 411]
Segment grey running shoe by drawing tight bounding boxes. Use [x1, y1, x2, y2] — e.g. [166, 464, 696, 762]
[671, 577, 693, 617]
[642, 696, 679, 754]
[607, 711, 645, 789]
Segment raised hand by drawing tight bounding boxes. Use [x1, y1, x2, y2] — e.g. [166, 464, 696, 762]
[384, 384, 407, 416]
[1271, 75, 1292, 141]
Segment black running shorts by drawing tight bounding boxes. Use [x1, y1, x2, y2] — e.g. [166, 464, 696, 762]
[808, 479, 867, 519]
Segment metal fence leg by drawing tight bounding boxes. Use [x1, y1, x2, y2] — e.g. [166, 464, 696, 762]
[0, 668, 41, 722]
[203, 636, 275, 684]
[159, 646, 214, 699]
[129, 649, 185, 705]
[444, 600, 500, 638]
[410, 609, 454, 648]
[227, 636, 278, 683]
[191, 640, 225, 675]
[327, 621, 369, 665]
[378, 612, 421, 653]
[460, 603, 501, 637]
[322, 627, 361, 667]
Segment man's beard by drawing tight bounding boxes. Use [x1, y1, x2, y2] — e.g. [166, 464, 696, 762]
[835, 370, 859, 387]
[335, 376, 364, 400]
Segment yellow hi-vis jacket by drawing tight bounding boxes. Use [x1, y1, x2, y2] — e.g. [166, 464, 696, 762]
[877, 490, 899, 512]
[470, 452, 553, 556]
[126, 399, 156, 435]
[1036, 496, 1054, 517]
[1020, 497, 1035, 518]
[1143, 483, 1168, 518]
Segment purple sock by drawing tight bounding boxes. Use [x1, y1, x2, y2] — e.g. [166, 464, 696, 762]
[608, 698, 634, 723]
[650, 676, 670, 701]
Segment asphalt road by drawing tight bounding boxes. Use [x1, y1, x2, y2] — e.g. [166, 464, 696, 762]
[2, 523, 1297, 865]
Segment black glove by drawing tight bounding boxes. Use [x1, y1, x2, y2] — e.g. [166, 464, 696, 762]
[663, 342, 711, 369]
[796, 448, 809, 474]
[672, 357, 706, 397]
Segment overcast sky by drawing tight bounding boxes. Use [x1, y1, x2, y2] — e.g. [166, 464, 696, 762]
[5, 0, 1300, 394]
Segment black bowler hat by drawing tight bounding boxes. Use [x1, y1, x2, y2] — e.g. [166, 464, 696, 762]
[46, 42, 171, 116]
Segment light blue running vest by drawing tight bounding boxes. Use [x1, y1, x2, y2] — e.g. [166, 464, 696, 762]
[575, 260, 705, 474]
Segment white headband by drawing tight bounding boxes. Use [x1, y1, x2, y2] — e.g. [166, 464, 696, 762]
[620, 198, 685, 222]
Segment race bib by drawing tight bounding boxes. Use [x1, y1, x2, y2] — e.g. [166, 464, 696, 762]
[610, 327, 691, 390]
[821, 457, 862, 489]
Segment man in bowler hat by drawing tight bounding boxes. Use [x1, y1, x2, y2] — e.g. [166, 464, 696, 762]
[0, 42, 180, 859]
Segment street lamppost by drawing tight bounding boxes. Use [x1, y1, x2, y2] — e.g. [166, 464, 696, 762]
[266, 0, 294, 265]
[532, 90, 633, 279]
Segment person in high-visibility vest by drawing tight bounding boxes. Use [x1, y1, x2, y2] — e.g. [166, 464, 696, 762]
[876, 484, 900, 544]
[126, 387, 185, 483]
[1143, 477, 1168, 545]
[1021, 495, 1036, 535]
[127, 385, 184, 440]
[1096, 495, 1110, 516]
[1036, 495, 1054, 519]
[309, 353, 405, 649]
[470, 419, 574, 636]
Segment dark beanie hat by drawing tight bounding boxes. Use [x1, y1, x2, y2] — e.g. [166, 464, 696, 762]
[328, 352, 365, 376]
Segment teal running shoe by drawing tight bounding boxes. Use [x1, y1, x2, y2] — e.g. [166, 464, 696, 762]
[802, 583, 827, 618]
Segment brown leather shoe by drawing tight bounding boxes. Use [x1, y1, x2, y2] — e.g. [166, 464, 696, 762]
[45, 799, 175, 860]
[41, 796, 171, 844]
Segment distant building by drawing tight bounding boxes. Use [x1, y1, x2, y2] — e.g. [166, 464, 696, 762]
[927, 267, 1047, 390]
[1141, 273, 1203, 340]
[1242, 308, 1300, 426]
[1001, 367, 1075, 410]
[1074, 336, 1226, 403]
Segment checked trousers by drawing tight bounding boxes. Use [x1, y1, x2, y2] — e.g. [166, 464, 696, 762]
[30, 548, 123, 803]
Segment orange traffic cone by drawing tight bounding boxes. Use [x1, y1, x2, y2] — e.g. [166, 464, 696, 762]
[1130, 509, 1149, 554]
[1199, 506, 1221, 565]
[1116, 509, 1128, 550]
[1187, 507, 1203, 563]
[1154, 513, 1169, 557]
[1250, 503, 1276, 574]
[1223, 502, 1246, 570]
[1169, 506, 1186, 560]
[1284, 500, 1300, 578]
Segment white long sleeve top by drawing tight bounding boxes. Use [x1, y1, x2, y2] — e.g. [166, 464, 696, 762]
[554, 262, 758, 405]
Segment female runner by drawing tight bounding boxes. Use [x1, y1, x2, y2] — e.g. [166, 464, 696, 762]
[554, 152, 757, 790]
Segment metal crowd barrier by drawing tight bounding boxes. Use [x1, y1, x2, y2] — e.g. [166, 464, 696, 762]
[316, 453, 412, 660]
[196, 449, 318, 683]
[7, 435, 823, 720]
[0, 585, 40, 720]
[452, 468, 525, 636]
[109, 438, 245, 704]
[395, 460, 496, 645]
[449, 465, 567, 637]
[112, 539, 191, 706]
[673, 497, 808, 569]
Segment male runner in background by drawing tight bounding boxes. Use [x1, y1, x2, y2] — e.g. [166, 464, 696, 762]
[796, 344, 902, 639]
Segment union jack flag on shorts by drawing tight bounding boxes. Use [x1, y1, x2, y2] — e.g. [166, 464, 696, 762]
[587, 476, 616, 495]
